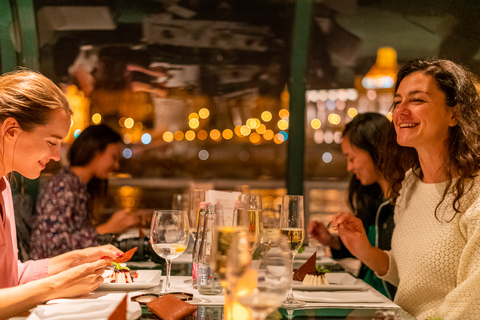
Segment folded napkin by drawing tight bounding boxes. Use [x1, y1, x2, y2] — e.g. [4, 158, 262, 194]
[27, 294, 141, 320]
[293, 290, 383, 303]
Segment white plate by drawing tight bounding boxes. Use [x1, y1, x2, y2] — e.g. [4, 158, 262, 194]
[97, 270, 162, 291]
[293, 290, 383, 303]
[292, 273, 368, 291]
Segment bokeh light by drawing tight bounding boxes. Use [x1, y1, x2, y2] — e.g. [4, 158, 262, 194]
[222, 129, 234, 140]
[199, 108, 210, 119]
[261, 111, 272, 122]
[92, 113, 101, 124]
[163, 131, 174, 142]
[141, 133, 152, 145]
[185, 130, 196, 141]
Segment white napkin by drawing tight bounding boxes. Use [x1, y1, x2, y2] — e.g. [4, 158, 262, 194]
[293, 290, 383, 303]
[27, 294, 142, 320]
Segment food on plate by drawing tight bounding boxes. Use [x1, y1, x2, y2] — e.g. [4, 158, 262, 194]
[302, 272, 329, 286]
[103, 263, 139, 284]
[293, 251, 317, 281]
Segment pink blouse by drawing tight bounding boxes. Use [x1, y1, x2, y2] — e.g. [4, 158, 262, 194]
[0, 177, 48, 288]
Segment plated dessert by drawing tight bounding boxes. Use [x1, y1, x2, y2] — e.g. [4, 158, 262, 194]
[104, 247, 139, 284]
[293, 252, 329, 286]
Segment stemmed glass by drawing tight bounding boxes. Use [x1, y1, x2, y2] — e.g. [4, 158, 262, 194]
[236, 193, 263, 254]
[279, 195, 306, 307]
[211, 226, 251, 316]
[150, 210, 189, 294]
[237, 235, 291, 320]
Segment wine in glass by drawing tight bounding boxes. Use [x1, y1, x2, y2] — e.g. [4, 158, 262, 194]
[279, 195, 306, 307]
[211, 227, 252, 320]
[150, 210, 189, 294]
[237, 235, 291, 320]
[236, 193, 263, 254]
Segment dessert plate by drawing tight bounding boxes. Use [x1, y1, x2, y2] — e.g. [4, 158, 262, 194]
[98, 270, 162, 290]
[292, 272, 368, 291]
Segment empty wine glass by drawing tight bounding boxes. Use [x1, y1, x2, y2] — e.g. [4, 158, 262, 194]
[150, 210, 189, 294]
[237, 235, 291, 320]
[279, 195, 306, 307]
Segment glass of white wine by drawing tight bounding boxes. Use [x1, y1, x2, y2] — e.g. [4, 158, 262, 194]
[237, 193, 263, 254]
[279, 195, 306, 307]
[211, 226, 250, 291]
[238, 235, 291, 320]
[150, 210, 189, 294]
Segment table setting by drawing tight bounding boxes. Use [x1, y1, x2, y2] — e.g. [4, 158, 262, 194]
[13, 193, 412, 320]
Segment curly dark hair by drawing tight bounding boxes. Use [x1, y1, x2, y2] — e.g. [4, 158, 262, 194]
[380, 58, 480, 220]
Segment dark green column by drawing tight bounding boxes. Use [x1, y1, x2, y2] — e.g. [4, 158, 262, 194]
[286, 0, 314, 195]
[0, 0, 17, 72]
[15, 0, 39, 69]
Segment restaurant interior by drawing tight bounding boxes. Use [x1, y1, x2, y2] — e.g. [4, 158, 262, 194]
[5, 0, 480, 216]
[3, 0, 480, 319]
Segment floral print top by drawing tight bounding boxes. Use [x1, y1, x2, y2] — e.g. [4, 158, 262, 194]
[30, 167, 97, 259]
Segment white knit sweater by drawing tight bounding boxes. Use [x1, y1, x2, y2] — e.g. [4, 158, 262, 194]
[380, 170, 480, 320]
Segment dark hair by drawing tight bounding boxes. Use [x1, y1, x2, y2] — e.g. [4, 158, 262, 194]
[343, 112, 391, 226]
[380, 58, 480, 219]
[68, 124, 122, 224]
[68, 123, 122, 166]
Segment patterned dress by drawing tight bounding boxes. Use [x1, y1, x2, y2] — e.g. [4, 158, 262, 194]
[30, 167, 98, 259]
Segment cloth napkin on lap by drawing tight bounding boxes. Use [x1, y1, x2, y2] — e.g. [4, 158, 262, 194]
[293, 290, 383, 303]
[27, 294, 141, 320]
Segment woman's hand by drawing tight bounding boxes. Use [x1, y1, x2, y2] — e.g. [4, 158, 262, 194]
[49, 245, 122, 275]
[45, 259, 108, 300]
[329, 212, 390, 276]
[330, 212, 371, 259]
[97, 209, 142, 235]
[307, 221, 341, 250]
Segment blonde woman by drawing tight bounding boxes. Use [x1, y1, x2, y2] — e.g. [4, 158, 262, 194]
[0, 69, 122, 319]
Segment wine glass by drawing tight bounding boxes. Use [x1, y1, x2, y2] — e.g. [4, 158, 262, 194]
[236, 193, 263, 254]
[237, 235, 291, 320]
[211, 225, 251, 312]
[150, 210, 189, 294]
[279, 195, 306, 307]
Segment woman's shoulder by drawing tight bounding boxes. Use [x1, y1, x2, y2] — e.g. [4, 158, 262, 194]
[42, 167, 84, 193]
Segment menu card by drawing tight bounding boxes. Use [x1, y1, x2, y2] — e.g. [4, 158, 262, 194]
[205, 190, 241, 226]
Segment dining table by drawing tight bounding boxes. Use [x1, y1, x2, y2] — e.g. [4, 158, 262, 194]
[11, 247, 416, 320]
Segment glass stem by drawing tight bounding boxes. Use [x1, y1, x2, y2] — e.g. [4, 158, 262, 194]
[286, 252, 295, 299]
[164, 258, 172, 293]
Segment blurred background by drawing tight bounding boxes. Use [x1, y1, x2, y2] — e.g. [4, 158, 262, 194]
[3, 0, 480, 226]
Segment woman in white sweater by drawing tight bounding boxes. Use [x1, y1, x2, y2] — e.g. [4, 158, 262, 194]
[331, 58, 480, 320]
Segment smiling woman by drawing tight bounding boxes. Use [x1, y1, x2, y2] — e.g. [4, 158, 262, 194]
[328, 59, 480, 320]
[0, 69, 124, 320]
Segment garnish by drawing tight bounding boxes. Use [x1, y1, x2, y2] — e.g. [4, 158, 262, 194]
[316, 265, 331, 273]
[111, 262, 130, 271]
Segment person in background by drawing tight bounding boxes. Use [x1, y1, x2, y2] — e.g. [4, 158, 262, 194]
[30, 124, 143, 259]
[307, 112, 396, 299]
[330, 58, 480, 320]
[0, 69, 123, 319]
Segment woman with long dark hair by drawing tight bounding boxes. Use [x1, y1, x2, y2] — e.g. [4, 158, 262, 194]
[308, 112, 396, 299]
[30, 124, 141, 259]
